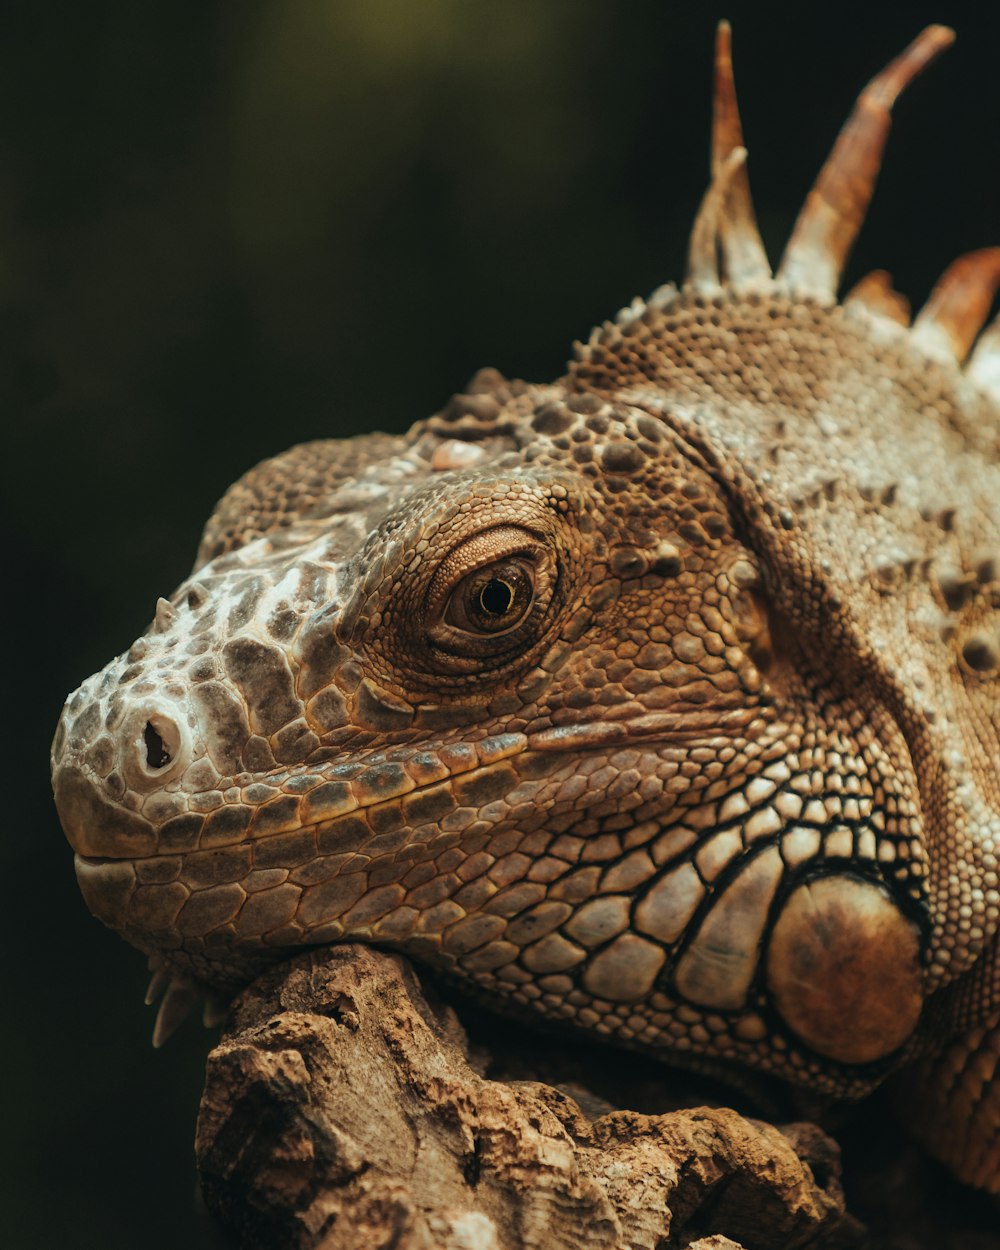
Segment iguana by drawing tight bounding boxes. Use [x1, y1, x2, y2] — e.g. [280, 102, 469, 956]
[52, 24, 1000, 1194]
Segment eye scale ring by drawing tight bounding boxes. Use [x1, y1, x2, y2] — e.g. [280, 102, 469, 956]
[421, 524, 560, 667]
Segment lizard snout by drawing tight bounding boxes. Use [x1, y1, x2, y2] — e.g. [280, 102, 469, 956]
[52, 758, 158, 859]
[51, 681, 192, 858]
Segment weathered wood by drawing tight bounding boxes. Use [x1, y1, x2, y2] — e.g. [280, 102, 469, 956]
[196, 946, 856, 1249]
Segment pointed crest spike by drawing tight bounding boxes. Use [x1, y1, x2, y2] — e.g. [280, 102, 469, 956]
[711, 21, 771, 287]
[912, 248, 1000, 363]
[687, 146, 748, 291]
[778, 25, 955, 297]
[844, 269, 911, 326]
[711, 21, 739, 178]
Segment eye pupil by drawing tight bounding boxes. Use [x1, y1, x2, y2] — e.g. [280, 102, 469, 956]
[479, 578, 514, 616]
[437, 549, 546, 647]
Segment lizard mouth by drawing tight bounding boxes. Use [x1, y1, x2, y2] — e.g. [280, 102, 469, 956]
[71, 682, 926, 1078]
[67, 702, 783, 1048]
[59, 706, 764, 863]
[57, 728, 530, 861]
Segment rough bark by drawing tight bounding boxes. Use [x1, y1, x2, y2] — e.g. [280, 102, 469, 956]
[195, 946, 858, 1250]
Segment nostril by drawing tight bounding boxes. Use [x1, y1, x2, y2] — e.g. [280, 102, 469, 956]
[144, 722, 170, 769]
[142, 715, 180, 772]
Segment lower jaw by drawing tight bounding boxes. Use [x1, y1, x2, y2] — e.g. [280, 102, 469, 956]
[74, 854, 910, 1102]
[75, 854, 278, 992]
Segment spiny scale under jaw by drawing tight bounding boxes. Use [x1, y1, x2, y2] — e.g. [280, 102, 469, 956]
[145, 956, 199, 1048]
[145, 954, 229, 1045]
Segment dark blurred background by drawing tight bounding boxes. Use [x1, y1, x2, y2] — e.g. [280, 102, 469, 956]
[3, 2, 998, 1246]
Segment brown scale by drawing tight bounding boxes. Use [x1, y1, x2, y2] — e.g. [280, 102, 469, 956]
[51, 22, 1000, 1194]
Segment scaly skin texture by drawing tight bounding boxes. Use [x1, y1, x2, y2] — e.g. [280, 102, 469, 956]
[52, 25, 1000, 1193]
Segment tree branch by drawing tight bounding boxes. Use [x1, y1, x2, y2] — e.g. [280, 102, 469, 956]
[196, 946, 858, 1249]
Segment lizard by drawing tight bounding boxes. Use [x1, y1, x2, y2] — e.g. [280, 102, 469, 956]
[51, 23, 1000, 1195]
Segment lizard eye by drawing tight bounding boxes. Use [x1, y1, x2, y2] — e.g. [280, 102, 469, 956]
[424, 525, 558, 664]
[444, 559, 535, 635]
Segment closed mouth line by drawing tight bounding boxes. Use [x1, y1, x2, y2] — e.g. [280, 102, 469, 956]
[72, 709, 766, 865]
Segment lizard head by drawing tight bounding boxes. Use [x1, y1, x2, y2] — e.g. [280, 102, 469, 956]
[48, 367, 930, 1081]
[53, 380, 790, 1035]
[52, 24, 1000, 1094]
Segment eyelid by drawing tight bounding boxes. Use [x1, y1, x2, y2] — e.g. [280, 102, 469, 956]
[426, 525, 545, 618]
